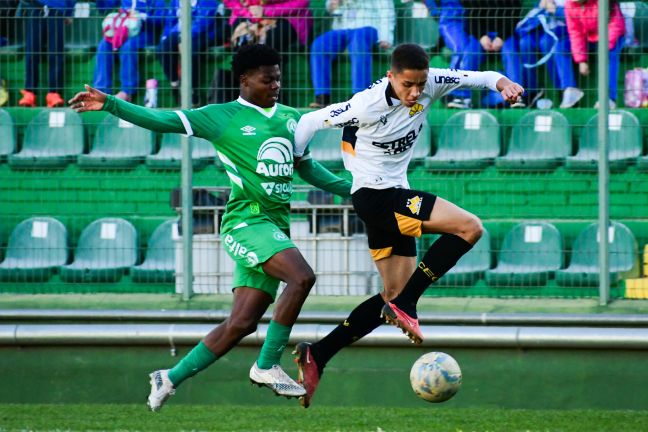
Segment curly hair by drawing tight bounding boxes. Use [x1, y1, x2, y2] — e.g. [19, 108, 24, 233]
[231, 44, 281, 78]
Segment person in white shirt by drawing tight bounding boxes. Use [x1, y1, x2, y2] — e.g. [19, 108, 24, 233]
[292, 43, 523, 408]
[309, 0, 395, 108]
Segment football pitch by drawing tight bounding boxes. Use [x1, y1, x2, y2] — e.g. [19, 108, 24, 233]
[1, 404, 647, 432]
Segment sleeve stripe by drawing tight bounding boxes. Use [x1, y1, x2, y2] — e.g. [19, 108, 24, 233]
[174, 110, 194, 136]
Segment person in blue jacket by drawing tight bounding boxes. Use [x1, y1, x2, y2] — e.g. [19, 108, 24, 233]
[156, 0, 227, 106]
[512, 0, 583, 108]
[93, 0, 166, 102]
[19, 0, 76, 107]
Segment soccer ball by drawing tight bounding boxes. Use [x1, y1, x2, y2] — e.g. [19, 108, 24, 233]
[409, 352, 462, 403]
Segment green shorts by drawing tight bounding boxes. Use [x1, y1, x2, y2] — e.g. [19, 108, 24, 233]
[221, 222, 296, 301]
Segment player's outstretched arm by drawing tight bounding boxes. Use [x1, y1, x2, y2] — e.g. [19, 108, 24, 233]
[68, 84, 187, 134]
[296, 152, 352, 199]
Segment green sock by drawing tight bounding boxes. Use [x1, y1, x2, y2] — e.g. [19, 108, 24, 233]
[167, 341, 218, 387]
[256, 320, 291, 369]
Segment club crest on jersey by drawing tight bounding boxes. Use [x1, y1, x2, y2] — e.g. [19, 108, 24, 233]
[241, 125, 256, 135]
[408, 103, 424, 117]
[286, 118, 297, 134]
[406, 196, 423, 215]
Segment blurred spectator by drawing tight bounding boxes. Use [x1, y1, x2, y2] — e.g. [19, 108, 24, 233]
[309, 0, 395, 108]
[565, 0, 625, 108]
[0, 0, 16, 106]
[208, 0, 311, 104]
[513, 0, 584, 108]
[454, 0, 523, 108]
[156, 0, 226, 106]
[18, 0, 75, 108]
[426, 0, 482, 108]
[93, 0, 166, 102]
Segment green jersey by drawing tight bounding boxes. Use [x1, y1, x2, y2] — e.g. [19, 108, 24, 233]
[177, 97, 299, 232]
[103, 95, 350, 234]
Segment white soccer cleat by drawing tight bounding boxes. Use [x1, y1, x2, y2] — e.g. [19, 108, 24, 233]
[147, 369, 175, 412]
[249, 362, 306, 398]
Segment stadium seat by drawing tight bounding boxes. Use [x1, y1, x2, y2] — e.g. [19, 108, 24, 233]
[78, 115, 154, 168]
[0, 109, 16, 161]
[636, 155, 648, 172]
[59, 217, 139, 283]
[412, 121, 432, 164]
[435, 228, 491, 287]
[485, 222, 563, 287]
[308, 128, 343, 167]
[0, 217, 68, 282]
[8, 109, 84, 168]
[495, 111, 571, 170]
[131, 220, 176, 283]
[64, 2, 102, 59]
[395, 1, 440, 50]
[555, 221, 638, 287]
[424, 111, 500, 170]
[146, 134, 217, 170]
[565, 111, 641, 172]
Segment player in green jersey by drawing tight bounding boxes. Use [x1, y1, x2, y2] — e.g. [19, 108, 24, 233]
[69, 44, 351, 411]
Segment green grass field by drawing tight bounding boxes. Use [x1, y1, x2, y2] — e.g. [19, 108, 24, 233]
[1, 405, 647, 432]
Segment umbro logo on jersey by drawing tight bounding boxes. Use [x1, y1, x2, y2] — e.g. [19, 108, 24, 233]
[241, 125, 256, 135]
[379, 115, 387, 125]
[406, 195, 422, 215]
[408, 103, 424, 117]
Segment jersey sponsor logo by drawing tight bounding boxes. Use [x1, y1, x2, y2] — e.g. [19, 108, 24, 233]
[333, 117, 359, 128]
[371, 124, 422, 155]
[329, 103, 351, 118]
[286, 118, 297, 134]
[434, 75, 460, 84]
[367, 78, 384, 89]
[406, 195, 423, 215]
[261, 181, 293, 196]
[256, 137, 294, 177]
[241, 125, 256, 135]
[408, 103, 424, 117]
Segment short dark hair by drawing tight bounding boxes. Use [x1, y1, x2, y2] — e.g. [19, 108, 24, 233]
[231, 44, 281, 78]
[391, 44, 429, 72]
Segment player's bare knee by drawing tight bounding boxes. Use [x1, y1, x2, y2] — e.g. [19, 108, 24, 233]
[226, 316, 258, 337]
[463, 216, 483, 244]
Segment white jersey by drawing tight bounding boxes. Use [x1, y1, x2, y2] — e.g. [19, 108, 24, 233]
[294, 68, 503, 193]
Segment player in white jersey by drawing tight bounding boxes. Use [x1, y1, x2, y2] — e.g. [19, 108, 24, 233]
[291, 44, 524, 407]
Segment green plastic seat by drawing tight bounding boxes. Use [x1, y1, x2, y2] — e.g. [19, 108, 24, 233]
[146, 134, 217, 170]
[555, 221, 637, 287]
[425, 111, 500, 170]
[64, 3, 102, 59]
[0, 109, 16, 160]
[435, 229, 491, 287]
[485, 222, 563, 287]
[309, 128, 343, 167]
[565, 110, 641, 172]
[9, 109, 84, 168]
[636, 155, 648, 172]
[0, 217, 69, 282]
[131, 220, 176, 283]
[395, 2, 439, 50]
[60, 217, 138, 283]
[78, 115, 154, 168]
[496, 111, 571, 170]
[411, 121, 432, 164]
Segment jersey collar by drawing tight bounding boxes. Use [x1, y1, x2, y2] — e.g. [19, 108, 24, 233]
[384, 82, 401, 107]
[237, 96, 277, 118]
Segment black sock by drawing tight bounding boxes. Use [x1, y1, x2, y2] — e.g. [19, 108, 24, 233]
[313, 294, 385, 369]
[393, 234, 473, 317]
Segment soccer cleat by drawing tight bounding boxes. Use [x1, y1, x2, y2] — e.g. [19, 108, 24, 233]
[293, 342, 321, 408]
[381, 302, 423, 344]
[249, 362, 306, 398]
[147, 369, 175, 412]
[46, 92, 64, 108]
[18, 89, 36, 107]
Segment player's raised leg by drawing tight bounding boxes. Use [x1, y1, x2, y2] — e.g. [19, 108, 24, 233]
[384, 197, 482, 342]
